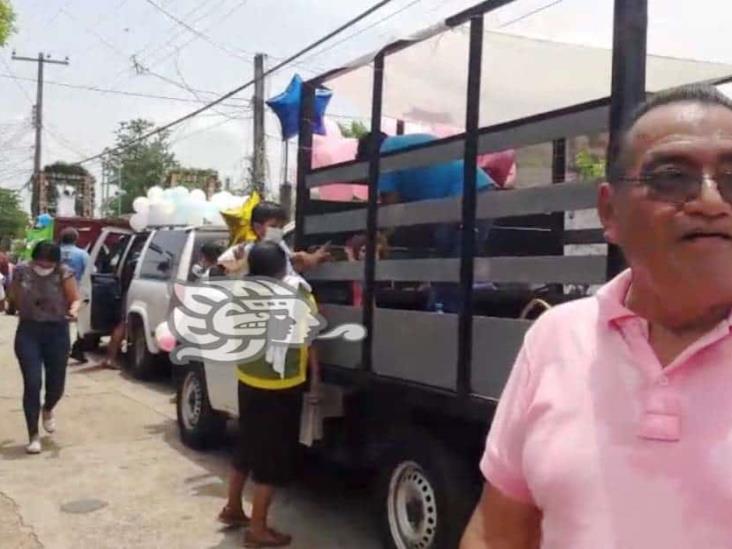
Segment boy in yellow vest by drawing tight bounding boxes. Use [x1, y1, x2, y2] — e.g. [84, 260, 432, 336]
[218, 241, 320, 548]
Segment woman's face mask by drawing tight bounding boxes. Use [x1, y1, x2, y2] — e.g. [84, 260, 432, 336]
[32, 264, 55, 277]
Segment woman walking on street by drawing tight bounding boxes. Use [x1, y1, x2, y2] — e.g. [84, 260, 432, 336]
[9, 241, 80, 454]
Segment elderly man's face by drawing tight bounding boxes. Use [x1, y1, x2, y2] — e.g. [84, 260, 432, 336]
[599, 102, 732, 305]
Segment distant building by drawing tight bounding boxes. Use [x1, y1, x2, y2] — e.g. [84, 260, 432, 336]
[165, 169, 221, 198]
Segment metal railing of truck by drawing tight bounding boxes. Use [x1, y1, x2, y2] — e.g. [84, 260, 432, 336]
[293, 0, 732, 409]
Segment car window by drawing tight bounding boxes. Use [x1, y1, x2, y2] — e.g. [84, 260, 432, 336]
[95, 233, 130, 275]
[120, 233, 149, 290]
[139, 230, 188, 281]
[188, 233, 228, 281]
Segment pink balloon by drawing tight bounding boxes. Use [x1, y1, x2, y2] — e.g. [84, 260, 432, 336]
[155, 322, 176, 352]
[158, 333, 176, 353]
[312, 134, 368, 201]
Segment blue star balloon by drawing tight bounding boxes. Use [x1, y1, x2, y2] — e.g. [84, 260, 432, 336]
[266, 74, 332, 140]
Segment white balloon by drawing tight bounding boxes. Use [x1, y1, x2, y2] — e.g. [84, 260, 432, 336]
[147, 201, 166, 225]
[172, 198, 191, 225]
[190, 189, 207, 202]
[147, 186, 164, 201]
[172, 186, 189, 198]
[211, 192, 229, 209]
[132, 196, 150, 213]
[186, 208, 205, 226]
[130, 212, 148, 232]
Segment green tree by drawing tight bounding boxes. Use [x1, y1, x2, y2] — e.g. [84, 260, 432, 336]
[574, 149, 606, 181]
[0, 188, 28, 239]
[337, 120, 369, 139]
[0, 1, 16, 46]
[102, 119, 178, 215]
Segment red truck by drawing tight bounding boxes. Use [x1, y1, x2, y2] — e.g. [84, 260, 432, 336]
[53, 217, 129, 250]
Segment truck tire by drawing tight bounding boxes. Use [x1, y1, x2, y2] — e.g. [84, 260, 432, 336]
[378, 433, 478, 549]
[176, 365, 227, 450]
[126, 316, 157, 379]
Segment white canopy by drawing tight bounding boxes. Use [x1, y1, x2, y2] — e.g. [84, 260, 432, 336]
[324, 26, 732, 129]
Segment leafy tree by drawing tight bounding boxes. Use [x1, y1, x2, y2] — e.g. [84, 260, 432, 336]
[0, 1, 16, 46]
[43, 161, 91, 215]
[337, 120, 369, 139]
[574, 149, 606, 181]
[102, 119, 178, 215]
[0, 188, 28, 240]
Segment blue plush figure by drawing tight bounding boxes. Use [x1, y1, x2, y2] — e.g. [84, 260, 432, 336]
[266, 74, 332, 140]
[36, 213, 53, 229]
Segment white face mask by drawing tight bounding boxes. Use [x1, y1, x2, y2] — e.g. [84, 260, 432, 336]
[33, 265, 55, 277]
[263, 227, 284, 244]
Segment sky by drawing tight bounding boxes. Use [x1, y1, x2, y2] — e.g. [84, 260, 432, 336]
[2, 0, 732, 212]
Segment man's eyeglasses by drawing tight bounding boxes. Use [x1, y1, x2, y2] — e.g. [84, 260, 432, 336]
[616, 171, 732, 205]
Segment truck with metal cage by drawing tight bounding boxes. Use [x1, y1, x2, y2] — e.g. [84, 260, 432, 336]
[174, 1, 732, 547]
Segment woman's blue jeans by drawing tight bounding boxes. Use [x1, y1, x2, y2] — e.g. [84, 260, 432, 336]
[14, 320, 70, 438]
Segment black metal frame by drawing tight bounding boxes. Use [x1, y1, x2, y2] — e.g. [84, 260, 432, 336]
[294, 0, 650, 407]
[457, 15, 485, 397]
[606, 0, 648, 278]
[362, 53, 385, 373]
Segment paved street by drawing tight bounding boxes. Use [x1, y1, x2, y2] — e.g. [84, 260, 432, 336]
[0, 314, 380, 549]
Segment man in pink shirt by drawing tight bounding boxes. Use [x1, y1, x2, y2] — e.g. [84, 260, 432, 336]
[461, 84, 732, 549]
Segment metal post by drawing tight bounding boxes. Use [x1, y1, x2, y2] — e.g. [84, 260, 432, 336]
[12, 52, 69, 217]
[361, 53, 385, 374]
[117, 165, 123, 217]
[252, 53, 266, 194]
[457, 16, 484, 397]
[606, 0, 647, 279]
[295, 83, 315, 250]
[550, 138, 566, 294]
[34, 53, 44, 216]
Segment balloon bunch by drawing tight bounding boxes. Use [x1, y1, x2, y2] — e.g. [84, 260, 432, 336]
[128, 186, 247, 232]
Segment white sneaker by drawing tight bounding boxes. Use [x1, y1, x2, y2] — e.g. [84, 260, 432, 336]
[26, 436, 41, 455]
[42, 412, 56, 434]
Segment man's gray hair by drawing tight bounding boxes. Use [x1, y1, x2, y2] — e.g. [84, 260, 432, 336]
[608, 83, 732, 182]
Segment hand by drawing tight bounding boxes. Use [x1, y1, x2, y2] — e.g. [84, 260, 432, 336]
[313, 242, 332, 264]
[67, 300, 80, 320]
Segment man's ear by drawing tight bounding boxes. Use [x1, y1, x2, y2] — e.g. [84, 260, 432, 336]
[597, 182, 620, 244]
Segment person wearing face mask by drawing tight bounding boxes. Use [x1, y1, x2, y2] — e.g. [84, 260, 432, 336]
[218, 201, 330, 278]
[9, 241, 80, 455]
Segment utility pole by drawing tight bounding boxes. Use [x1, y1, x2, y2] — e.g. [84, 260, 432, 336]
[12, 52, 69, 217]
[252, 53, 266, 195]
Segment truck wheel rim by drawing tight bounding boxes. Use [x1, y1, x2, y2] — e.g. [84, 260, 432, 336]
[181, 373, 202, 430]
[387, 461, 438, 549]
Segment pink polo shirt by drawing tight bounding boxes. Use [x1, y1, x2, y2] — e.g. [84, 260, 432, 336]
[481, 270, 732, 549]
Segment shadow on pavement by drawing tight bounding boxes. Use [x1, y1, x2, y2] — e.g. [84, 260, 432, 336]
[142, 416, 378, 548]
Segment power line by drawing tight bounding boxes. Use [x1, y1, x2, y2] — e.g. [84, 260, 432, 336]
[0, 57, 34, 103]
[0, 73, 248, 105]
[498, 0, 563, 28]
[139, 0, 254, 74]
[103, 0, 236, 89]
[299, 0, 426, 68]
[78, 0, 397, 165]
[142, 0, 253, 64]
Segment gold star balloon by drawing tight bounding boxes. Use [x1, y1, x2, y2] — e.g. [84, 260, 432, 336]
[221, 191, 261, 245]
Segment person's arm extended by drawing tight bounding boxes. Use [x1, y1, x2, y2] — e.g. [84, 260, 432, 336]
[62, 276, 81, 319]
[460, 485, 542, 549]
[291, 242, 331, 273]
